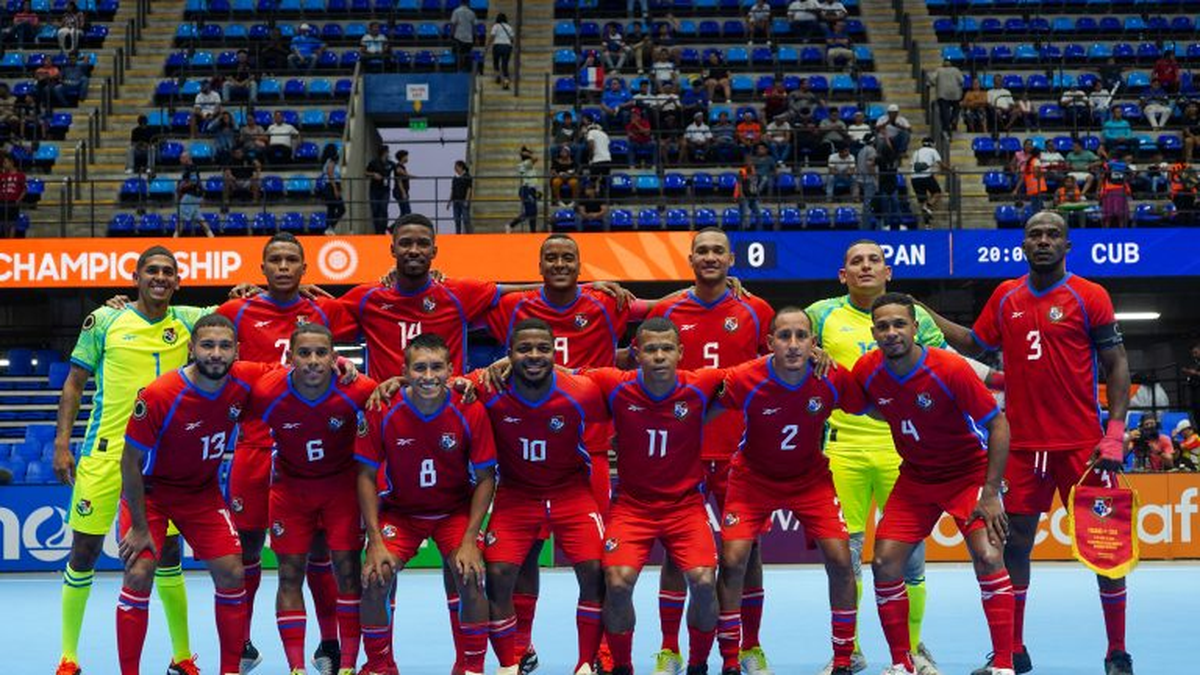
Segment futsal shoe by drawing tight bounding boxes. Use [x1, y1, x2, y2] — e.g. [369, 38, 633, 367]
[55, 658, 82, 675]
[576, 664, 597, 675]
[651, 649, 684, 675]
[496, 665, 520, 675]
[313, 640, 341, 675]
[339, 669, 358, 675]
[166, 655, 201, 675]
[971, 648, 1032, 675]
[817, 651, 868, 674]
[830, 668, 855, 675]
[1104, 650, 1134, 675]
[240, 640, 262, 674]
[685, 664, 708, 675]
[722, 667, 741, 675]
[912, 644, 941, 675]
[739, 646, 772, 675]
[879, 666, 914, 675]
[519, 646, 539, 675]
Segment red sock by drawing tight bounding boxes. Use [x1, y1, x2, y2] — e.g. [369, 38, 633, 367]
[658, 590, 686, 652]
[874, 579, 913, 670]
[448, 594, 465, 671]
[514, 592, 538, 655]
[362, 623, 396, 671]
[215, 586, 249, 674]
[242, 559, 262, 641]
[1100, 586, 1127, 656]
[606, 629, 634, 670]
[831, 607, 857, 668]
[740, 587, 764, 650]
[1012, 584, 1028, 652]
[276, 609, 308, 669]
[576, 602, 604, 672]
[461, 621, 489, 674]
[116, 587, 151, 675]
[978, 572, 1014, 670]
[687, 625, 716, 667]
[489, 615, 518, 668]
[717, 610, 742, 670]
[307, 558, 339, 642]
[336, 593, 362, 668]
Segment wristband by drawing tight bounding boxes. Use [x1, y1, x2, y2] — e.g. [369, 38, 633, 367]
[1098, 418, 1126, 463]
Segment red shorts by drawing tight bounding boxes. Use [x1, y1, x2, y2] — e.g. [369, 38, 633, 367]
[269, 471, 363, 556]
[228, 444, 272, 530]
[119, 486, 241, 561]
[876, 470, 988, 544]
[702, 459, 731, 512]
[379, 508, 470, 562]
[722, 465, 848, 541]
[604, 492, 717, 571]
[484, 483, 604, 566]
[1004, 448, 1091, 516]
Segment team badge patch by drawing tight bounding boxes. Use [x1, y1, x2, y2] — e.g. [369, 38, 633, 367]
[81, 314, 95, 331]
[295, 314, 310, 326]
[328, 416, 344, 431]
[724, 317, 739, 332]
[549, 415, 566, 432]
[440, 432, 458, 450]
[604, 537, 619, 552]
[357, 415, 369, 437]
[1048, 306, 1064, 322]
[271, 520, 285, 537]
[674, 401, 689, 420]
[916, 392, 934, 410]
[162, 327, 177, 344]
[422, 296, 437, 313]
[485, 531, 498, 546]
[133, 398, 148, 420]
[807, 396, 824, 414]
[381, 524, 398, 539]
[75, 499, 93, 517]
[574, 313, 589, 329]
[723, 512, 740, 527]
[227, 404, 242, 421]
[1092, 497, 1114, 519]
[230, 497, 244, 513]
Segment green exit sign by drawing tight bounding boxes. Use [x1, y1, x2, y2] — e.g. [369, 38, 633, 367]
[409, 117, 428, 131]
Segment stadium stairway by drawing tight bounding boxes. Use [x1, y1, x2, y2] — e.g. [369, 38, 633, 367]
[858, 0, 933, 150]
[469, 0, 551, 231]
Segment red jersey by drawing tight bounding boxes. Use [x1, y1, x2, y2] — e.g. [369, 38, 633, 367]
[970, 273, 1114, 452]
[125, 361, 270, 491]
[719, 356, 853, 481]
[339, 277, 499, 380]
[485, 287, 630, 368]
[0, 171, 26, 202]
[478, 370, 608, 498]
[356, 390, 497, 517]
[847, 347, 1000, 483]
[217, 294, 357, 450]
[585, 367, 726, 503]
[649, 290, 774, 460]
[247, 369, 378, 479]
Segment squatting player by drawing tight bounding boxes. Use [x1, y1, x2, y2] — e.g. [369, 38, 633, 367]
[53, 246, 208, 675]
[922, 212, 1134, 675]
[843, 293, 1016, 675]
[713, 308, 858, 675]
[246, 324, 378, 675]
[356, 333, 498, 675]
[116, 314, 263, 675]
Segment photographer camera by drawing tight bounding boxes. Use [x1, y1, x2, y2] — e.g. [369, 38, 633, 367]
[1125, 413, 1175, 471]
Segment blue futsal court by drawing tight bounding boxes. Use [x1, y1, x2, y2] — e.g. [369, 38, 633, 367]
[7, 563, 1195, 674]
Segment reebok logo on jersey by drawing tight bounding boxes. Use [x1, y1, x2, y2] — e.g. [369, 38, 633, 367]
[876, 397, 893, 406]
[282, 422, 302, 430]
[185, 421, 204, 431]
[440, 432, 458, 450]
[503, 416, 522, 424]
[254, 320, 272, 328]
[680, 324, 698, 331]
[395, 438, 415, 446]
[122, 333, 138, 341]
[761, 407, 781, 416]
[549, 415, 566, 433]
[916, 393, 934, 410]
[1010, 310, 1024, 319]
[379, 303, 395, 311]
[627, 404, 646, 412]
[839, 325, 856, 332]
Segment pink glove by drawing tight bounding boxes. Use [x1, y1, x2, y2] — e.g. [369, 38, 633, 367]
[1097, 419, 1126, 463]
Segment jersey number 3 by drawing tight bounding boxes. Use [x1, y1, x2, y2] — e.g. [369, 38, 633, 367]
[1026, 330, 1042, 361]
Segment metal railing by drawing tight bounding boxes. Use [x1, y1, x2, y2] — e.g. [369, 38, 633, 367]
[513, 0, 523, 98]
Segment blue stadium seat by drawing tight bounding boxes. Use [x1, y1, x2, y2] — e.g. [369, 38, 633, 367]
[806, 207, 831, 229]
[137, 214, 167, 235]
[637, 209, 662, 229]
[693, 208, 718, 228]
[286, 176, 314, 196]
[553, 209, 580, 232]
[609, 209, 634, 231]
[995, 204, 1022, 228]
[108, 213, 135, 235]
[665, 209, 691, 230]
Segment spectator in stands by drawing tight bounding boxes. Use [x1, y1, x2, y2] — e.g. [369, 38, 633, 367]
[783, 77, 822, 120]
[1088, 79, 1113, 123]
[577, 51, 604, 102]
[765, 114, 792, 165]
[393, 149, 412, 216]
[260, 27, 290, 73]
[602, 23, 632, 73]
[626, 106, 656, 168]
[824, 20, 855, 70]
[209, 110, 238, 164]
[762, 78, 789, 122]
[33, 59, 61, 112]
[1018, 146, 1048, 212]
[15, 92, 41, 141]
[745, 0, 773, 45]
[222, 49, 258, 103]
[123, 113, 152, 174]
[1099, 160, 1132, 228]
[586, 117, 612, 190]
[1097, 56, 1123, 92]
[0, 84, 19, 140]
[1041, 141, 1067, 185]
[189, 79, 222, 139]
[448, 160, 472, 234]
[654, 81, 683, 127]
[1141, 77, 1173, 131]
[1169, 161, 1198, 225]
[818, 107, 850, 159]
[360, 22, 391, 72]
[1126, 413, 1175, 471]
[910, 136, 948, 224]
[712, 110, 738, 161]
[874, 104, 911, 155]
[0, 152, 26, 239]
[846, 110, 871, 152]
[827, 144, 856, 200]
[601, 78, 634, 130]
[486, 13, 514, 89]
[56, 1, 85, 54]
[450, 0, 478, 71]
[551, 145, 579, 207]
[365, 145, 394, 234]
[1065, 138, 1100, 194]
[1054, 175, 1089, 229]
[787, 0, 822, 41]
[633, 78, 658, 115]
[1174, 419, 1199, 471]
[576, 181, 607, 226]
[508, 146, 539, 233]
[1137, 152, 1170, 197]
[1153, 50, 1180, 94]
[553, 110, 585, 167]
[986, 81, 1016, 132]
[961, 79, 989, 133]
[650, 48, 679, 92]
[683, 111, 713, 162]
[1061, 84, 1091, 133]
[856, 132, 878, 228]
[818, 0, 849, 25]
[680, 79, 709, 122]
[702, 50, 731, 103]
[874, 135, 902, 228]
[1101, 105, 1134, 157]
[929, 59, 963, 137]
[659, 112, 683, 165]
[1013, 94, 1037, 132]
[174, 152, 212, 238]
[1183, 104, 1200, 162]
[320, 143, 345, 235]
[265, 109, 299, 164]
[6, 1, 40, 49]
[625, 21, 651, 73]
[791, 102, 821, 163]
[736, 110, 763, 153]
[628, 0, 648, 19]
[55, 51, 88, 106]
[288, 23, 325, 72]
[735, 154, 763, 229]
[221, 145, 262, 212]
[238, 114, 268, 161]
[651, 20, 680, 62]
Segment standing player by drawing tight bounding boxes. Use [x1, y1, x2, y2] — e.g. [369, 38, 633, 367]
[842, 293, 1015, 675]
[645, 229, 774, 675]
[52, 246, 208, 675]
[356, 333, 498, 675]
[246, 324, 378, 675]
[116, 314, 260, 675]
[805, 240, 950, 675]
[582, 318, 727, 675]
[477, 319, 610, 675]
[217, 232, 358, 674]
[920, 212, 1133, 675]
[713, 308, 858, 675]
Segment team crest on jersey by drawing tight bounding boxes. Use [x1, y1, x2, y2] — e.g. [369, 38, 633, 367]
[75, 499, 93, 517]
[604, 537, 619, 552]
[440, 432, 458, 450]
[227, 404, 242, 421]
[162, 327, 178, 344]
[807, 396, 824, 414]
[133, 398, 148, 420]
[81, 314, 96, 331]
[381, 524, 398, 539]
[724, 317, 739, 332]
[230, 497, 244, 513]
[916, 392, 934, 410]
[674, 401, 690, 420]
[1048, 306, 1065, 322]
[549, 415, 566, 433]
[1092, 497, 1114, 519]
[357, 415, 368, 437]
[271, 520, 285, 537]
[723, 512, 740, 527]
[328, 416, 345, 431]
[485, 531, 498, 546]
[422, 296, 437, 313]
[573, 313, 590, 329]
[295, 314, 310, 326]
